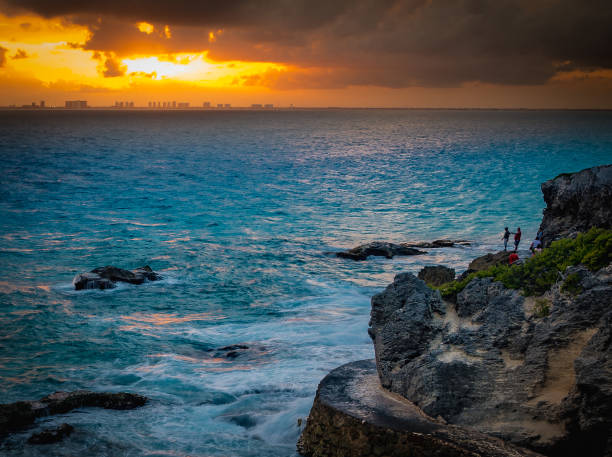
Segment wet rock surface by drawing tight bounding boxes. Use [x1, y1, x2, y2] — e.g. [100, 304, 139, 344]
[539, 164, 612, 246]
[0, 391, 147, 436]
[73, 265, 161, 290]
[27, 423, 74, 445]
[335, 240, 470, 261]
[208, 344, 267, 360]
[335, 242, 425, 261]
[297, 360, 542, 457]
[418, 265, 455, 286]
[367, 266, 612, 456]
[407, 239, 471, 248]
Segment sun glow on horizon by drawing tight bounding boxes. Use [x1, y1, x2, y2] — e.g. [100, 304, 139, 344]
[0, 12, 288, 99]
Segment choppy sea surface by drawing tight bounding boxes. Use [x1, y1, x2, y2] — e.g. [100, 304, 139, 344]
[1, 109, 611, 456]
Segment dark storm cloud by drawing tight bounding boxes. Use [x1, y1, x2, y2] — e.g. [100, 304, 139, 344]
[3, 0, 612, 88]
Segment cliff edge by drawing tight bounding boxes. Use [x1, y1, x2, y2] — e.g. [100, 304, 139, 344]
[299, 164, 612, 457]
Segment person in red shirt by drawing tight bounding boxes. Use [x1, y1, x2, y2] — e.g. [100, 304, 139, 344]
[508, 252, 519, 265]
[514, 227, 521, 252]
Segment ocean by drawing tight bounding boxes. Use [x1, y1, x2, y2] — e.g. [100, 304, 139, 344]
[1, 109, 611, 456]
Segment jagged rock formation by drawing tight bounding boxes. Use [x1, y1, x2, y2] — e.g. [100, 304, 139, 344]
[298, 360, 542, 457]
[335, 240, 470, 261]
[300, 164, 612, 457]
[0, 391, 147, 436]
[336, 242, 425, 261]
[367, 266, 611, 456]
[418, 265, 455, 286]
[73, 265, 161, 290]
[539, 164, 612, 246]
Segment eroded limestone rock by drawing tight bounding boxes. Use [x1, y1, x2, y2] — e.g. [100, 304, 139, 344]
[298, 360, 542, 457]
[368, 266, 612, 456]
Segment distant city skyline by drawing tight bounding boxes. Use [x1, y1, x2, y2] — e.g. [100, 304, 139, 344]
[0, 1, 611, 108]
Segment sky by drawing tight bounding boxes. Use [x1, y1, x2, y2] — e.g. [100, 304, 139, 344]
[1, 0, 611, 108]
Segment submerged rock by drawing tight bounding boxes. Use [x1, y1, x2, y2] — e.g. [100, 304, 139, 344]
[407, 239, 471, 248]
[539, 164, 612, 246]
[73, 265, 161, 290]
[208, 344, 267, 360]
[297, 359, 542, 457]
[367, 266, 612, 456]
[0, 391, 147, 436]
[418, 265, 455, 286]
[336, 242, 425, 261]
[28, 423, 74, 445]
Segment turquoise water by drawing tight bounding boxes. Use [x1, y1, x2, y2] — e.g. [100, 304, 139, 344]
[1, 109, 611, 456]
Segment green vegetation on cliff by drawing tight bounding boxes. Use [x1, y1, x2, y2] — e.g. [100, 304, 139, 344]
[438, 228, 612, 299]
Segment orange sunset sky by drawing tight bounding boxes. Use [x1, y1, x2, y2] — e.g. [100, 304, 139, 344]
[1, 0, 611, 108]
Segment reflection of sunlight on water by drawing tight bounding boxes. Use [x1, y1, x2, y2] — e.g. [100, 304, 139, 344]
[119, 312, 227, 327]
[10, 309, 41, 317]
[164, 237, 192, 243]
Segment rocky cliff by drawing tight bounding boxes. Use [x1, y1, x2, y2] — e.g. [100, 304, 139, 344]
[539, 164, 612, 246]
[368, 265, 611, 456]
[299, 164, 612, 457]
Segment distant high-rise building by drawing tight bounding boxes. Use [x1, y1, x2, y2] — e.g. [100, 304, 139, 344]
[65, 100, 87, 108]
[40, 101, 45, 108]
[224, 104, 231, 108]
[264, 104, 273, 108]
[251, 104, 262, 108]
[172, 101, 176, 108]
[217, 103, 223, 108]
[129, 101, 134, 108]
[163, 102, 167, 108]
[203, 102, 211, 108]
[178, 102, 190, 108]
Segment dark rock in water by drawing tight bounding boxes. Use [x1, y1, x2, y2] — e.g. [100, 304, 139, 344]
[368, 266, 612, 456]
[297, 359, 542, 457]
[213, 344, 268, 360]
[539, 164, 612, 246]
[72, 272, 115, 290]
[408, 239, 471, 248]
[28, 423, 73, 445]
[0, 391, 147, 436]
[73, 265, 161, 290]
[418, 265, 455, 286]
[336, 242, 426, 261]
[92, 265, 161, 284]
[226, 414, 258, 429]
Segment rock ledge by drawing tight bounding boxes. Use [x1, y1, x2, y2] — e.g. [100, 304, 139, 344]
[298, 360, 542, 457]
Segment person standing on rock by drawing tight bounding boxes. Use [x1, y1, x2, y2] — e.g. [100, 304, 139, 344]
[514, 227, 521, 251]
[502, 227, 511, 251]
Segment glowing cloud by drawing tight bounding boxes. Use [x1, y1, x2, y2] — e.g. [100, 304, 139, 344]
[136, 22, 154, 35]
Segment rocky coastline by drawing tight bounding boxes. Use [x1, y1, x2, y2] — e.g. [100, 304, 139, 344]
[0, 391, 147, 444]
[299, 164, 612, 457]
